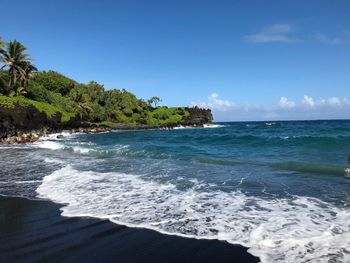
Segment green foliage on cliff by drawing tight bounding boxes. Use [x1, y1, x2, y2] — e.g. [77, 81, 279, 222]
[0, 95, 74, 122]
[33, 71, 76, 95]
[24, 74, 189, 125]
[148, 107, 189, 125]
[0, 36, 191, 126]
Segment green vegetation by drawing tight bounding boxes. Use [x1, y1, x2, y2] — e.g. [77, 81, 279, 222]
[0, 40, 37, 94]
[0, 36, 190, 126]
[0, 95, 74, 122]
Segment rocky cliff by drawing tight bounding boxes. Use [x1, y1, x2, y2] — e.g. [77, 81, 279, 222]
[0, 105, 61, 139]
[181, 107, 213, 126]
[0, 104, 213, 142]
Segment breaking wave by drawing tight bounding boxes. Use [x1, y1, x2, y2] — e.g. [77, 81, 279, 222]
[37, 166, 350, 263]
[33, 139, 129, 156]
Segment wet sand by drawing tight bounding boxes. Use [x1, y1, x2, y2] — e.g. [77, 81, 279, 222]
[0, 196, 259, 263]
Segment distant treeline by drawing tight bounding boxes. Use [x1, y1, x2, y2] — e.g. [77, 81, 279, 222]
[0, 36, 189, 125]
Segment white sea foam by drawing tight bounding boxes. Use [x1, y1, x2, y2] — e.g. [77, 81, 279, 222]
[0, 180, 42, 184]
[36, 143, 96, 154]
[0, 145, 31, 149]
[39, 131, 75, 141]
[36, 166, 350, 263]
[35, 141, 65, 150]
[72, 146, 92, 154]
[173, 126, 189, 130]
[44, 158, 66, 164]
[203, 124, 225, 128]
[34, 138, 129, 157]
[174, 124, 224, 130]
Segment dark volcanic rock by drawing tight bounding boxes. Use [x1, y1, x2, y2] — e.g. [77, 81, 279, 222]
[181, 107, 213, 126]
[62, 115, 87, 129]
[0, 104, 213, 143]
[106, 123, 179, 130]
[0, 105, 61, 139]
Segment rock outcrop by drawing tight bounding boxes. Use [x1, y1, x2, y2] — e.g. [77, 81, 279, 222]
[0, 105, 61, 140]
[181, 107, 213, 126]
[0, 104, 213, 143]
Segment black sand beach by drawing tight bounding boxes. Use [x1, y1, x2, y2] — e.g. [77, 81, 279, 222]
[0, 196, 259, 263]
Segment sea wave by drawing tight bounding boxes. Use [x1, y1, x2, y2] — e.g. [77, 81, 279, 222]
[272, 162, 346, 176]
[36, 165, 350, 263]
[35, 141, 65, 150]
[194, 158, 348, 176]
[203, 124, 225, 128]
[39, 131, 77, 141]
[32, 139, 129, 156]
[166, 133, 350, 146]
[174, 124, 225, 129]
[0, 180, 42, 184]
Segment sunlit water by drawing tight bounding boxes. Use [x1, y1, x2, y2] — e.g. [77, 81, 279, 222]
[1, 121, 350, 262]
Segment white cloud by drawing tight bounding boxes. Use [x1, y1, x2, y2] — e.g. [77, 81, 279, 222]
[266, 24, 293, 34]
[313, 30, 350, 44]
[243, 24, 297, 43]
[244, 25, 350, 45]
[302, 95, 315, 107]
[328, 97, 341, 106]
[301, 95, 350, 108]
[207, 93, 233, 111]
[279, 97, 296, 109]
[191, 93, 233, 112]
[191, 94, 350, 121]
[313, 33, 342, 44]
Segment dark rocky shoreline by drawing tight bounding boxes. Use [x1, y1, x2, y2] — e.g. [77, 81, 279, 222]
[0, 105, 213, 144]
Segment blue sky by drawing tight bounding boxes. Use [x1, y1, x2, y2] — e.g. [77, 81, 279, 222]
[1, 0, 350, 121]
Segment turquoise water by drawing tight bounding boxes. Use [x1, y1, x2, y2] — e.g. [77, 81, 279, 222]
[1, 120, 350, 262]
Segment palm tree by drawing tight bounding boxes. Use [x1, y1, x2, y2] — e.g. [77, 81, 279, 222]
[0, 36, 5, 50]
[19, 61, 37, 87]
[148, 96, 161, 108]
[0, 37, 6, 93]
[0, 40, 36, 94]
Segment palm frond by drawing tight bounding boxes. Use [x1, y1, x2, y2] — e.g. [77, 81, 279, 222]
[0, 40, 36, 91]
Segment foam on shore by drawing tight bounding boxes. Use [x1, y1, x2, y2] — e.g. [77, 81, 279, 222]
[37, 165, 350, 263]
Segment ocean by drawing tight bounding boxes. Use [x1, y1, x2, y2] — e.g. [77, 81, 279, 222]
[1, 120, 350, 262]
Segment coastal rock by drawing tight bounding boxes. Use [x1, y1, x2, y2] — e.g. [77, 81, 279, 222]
[181, 107, 213, 127]
[0, 104, 211, 144]
[0, 104, 60, 140]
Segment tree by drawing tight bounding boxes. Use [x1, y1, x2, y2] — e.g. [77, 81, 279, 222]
[0, 37, 6, 93]
[148, 96, 161, 108]
[0, 36, 5, 50]
[9, 87, 27, 97]
[19, 61, 37, 87]
[33, 70, 76, 95]
[0, 40, 36, 94]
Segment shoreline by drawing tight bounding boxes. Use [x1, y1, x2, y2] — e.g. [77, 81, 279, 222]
[0, 195, 259, 263]
[0, 123, 217, 145]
